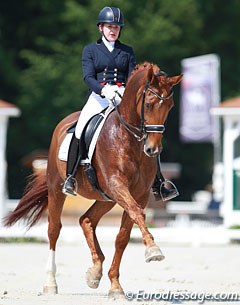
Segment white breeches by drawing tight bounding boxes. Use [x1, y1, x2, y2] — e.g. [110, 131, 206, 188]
[75, 86, 125, 139]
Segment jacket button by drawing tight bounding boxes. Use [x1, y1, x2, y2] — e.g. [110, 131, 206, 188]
[114, 78, 117, 81]
[103, 77, 106, 81]
[114, 68, 117, 71]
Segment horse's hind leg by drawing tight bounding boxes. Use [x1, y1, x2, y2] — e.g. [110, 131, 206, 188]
[43, 189, 65, 294]
[79, 200, 116, 289]
[108, 211, 133, 298]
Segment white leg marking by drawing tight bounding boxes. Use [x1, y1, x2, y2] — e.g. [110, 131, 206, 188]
[43, 250, 58, 294]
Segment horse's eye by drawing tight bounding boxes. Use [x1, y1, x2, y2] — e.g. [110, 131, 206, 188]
[145, 102, 153, 110]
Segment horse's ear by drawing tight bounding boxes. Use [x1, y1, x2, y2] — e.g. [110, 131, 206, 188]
[146, 66, 156, 84]
[168, 74, 183, 86]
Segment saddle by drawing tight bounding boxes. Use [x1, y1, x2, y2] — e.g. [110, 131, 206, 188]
[65, 107, 113, 201]
[67, 110, 106, 159]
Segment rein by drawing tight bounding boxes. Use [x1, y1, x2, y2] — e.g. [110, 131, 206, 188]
[112, 79, 174, 142]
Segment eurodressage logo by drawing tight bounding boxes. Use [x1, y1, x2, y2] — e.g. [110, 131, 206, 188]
[125, 290, 240, 303]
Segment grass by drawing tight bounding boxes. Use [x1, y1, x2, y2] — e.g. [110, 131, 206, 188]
[229, 225, 240, 230]
[0, 237, 47, 243]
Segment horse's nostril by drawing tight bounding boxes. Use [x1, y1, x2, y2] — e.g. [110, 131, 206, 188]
[146, 147, 152, 155]
[144, 145, 159, 157]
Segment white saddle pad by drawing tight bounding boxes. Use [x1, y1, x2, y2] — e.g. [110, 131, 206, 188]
[58, 106, 114, 164]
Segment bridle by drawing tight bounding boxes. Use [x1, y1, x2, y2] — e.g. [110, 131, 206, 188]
[112, 72, 174, 142]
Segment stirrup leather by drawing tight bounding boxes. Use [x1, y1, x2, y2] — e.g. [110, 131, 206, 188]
[159, 179, 179, 202]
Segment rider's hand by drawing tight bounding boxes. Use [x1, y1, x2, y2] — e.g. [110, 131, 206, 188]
[101, 84, 117, 100]
[101, 84, 122, 106]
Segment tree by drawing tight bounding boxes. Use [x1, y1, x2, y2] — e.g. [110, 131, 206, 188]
[1, 0, 240, 199]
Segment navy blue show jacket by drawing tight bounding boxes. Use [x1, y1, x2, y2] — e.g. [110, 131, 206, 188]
[82, 38, 136, 95]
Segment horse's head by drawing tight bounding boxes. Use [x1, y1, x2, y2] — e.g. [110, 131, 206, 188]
[135, 63, 182, 157]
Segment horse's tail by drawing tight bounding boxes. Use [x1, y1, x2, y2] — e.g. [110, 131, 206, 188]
[3, 172, 48, 228]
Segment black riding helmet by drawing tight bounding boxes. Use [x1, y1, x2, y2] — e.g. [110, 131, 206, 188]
[97, 6, 124, 27]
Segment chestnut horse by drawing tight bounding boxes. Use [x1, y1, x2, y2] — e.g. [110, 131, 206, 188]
[4, 62, 182, 297]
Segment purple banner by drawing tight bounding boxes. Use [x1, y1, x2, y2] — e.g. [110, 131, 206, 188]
[180, 54, 220, 143]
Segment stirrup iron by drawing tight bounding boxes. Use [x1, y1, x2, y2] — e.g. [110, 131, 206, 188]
[159, 179, 179, 202]
[62, 175, 78, 197]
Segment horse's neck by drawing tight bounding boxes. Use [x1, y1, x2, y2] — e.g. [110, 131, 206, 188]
[118, 85, 140, 126]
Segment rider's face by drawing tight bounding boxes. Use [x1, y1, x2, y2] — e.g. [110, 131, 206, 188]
[99, 23, 121, 42]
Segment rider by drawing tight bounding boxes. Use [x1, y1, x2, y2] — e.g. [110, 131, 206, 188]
[62, 6, 179, 202]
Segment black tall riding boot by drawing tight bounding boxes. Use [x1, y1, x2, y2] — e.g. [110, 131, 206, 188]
[62, 134, 82, 196]
[152, 155, 179, 201]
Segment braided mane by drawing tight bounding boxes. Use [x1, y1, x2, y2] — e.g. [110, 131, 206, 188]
[128, 61, 161, 84]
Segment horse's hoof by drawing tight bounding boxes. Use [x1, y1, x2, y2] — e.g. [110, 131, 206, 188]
[108, 288, 125, 299]
[85, 268, 102, 289]
[145, 245, 165, 263]
[43, 285, 58, 294]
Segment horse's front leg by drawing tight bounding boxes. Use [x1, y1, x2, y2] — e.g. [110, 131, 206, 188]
[108, 211, 133, 298]
[79, 200, 116, 289]
[107, 179, 164, 263]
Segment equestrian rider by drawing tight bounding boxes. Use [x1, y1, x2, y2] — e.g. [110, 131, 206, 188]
[62, 6, 179, 202]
